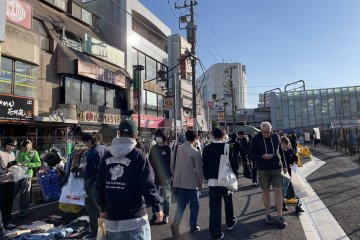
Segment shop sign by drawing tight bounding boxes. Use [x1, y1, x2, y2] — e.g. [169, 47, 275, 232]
[217, 111, 224, 120]
[208, 101, 214, 109]
[84, 34, 125, 68]
[76, 60, 130, 89]
[77, 110, 121, 125]
[0, 94, 33, 122]
[131, 114, 164, 128]
[185, 116, 193, 127]
[6, 0, 32, 30]
[179, 54, 191, 79]
[163, 96, 174, 110]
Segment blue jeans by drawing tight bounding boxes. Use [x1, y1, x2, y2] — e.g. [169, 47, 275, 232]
[152, 184, 171, 217]
[106, 222, 151, 240]
[172, 188, 200, 227]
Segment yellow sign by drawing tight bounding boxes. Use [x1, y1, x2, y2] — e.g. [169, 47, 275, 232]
[77, 111, 121, 125]
[164, 96, 174, 110]
[217, 111, 224, 120]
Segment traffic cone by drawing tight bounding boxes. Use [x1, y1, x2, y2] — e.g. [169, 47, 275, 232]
[297, 152, 303, 167]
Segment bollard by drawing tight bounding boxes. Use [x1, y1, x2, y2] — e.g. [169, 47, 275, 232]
[296, 152, 303, 167]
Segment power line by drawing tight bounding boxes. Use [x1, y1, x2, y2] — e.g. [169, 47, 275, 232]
[198, 8, 233, 62]
[198, 27, 225, 61]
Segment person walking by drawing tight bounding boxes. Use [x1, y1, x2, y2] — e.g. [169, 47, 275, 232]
[170, 130, 204, 239]
[81, 133, 107, 239]
[279, 136, 305, 213]
[247, 134, 258, 186]
[95, 120, 163, 240]
[148, 128, 172, 225]
[289, 131, 298, 153]
[203, 128, 239, 240]
[0, 138, 17, 229]
[249, 122, 288, 228]
[15, 140, 41, 218]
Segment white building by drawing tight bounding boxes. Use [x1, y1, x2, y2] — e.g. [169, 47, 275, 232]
[196, 63, 247, 131]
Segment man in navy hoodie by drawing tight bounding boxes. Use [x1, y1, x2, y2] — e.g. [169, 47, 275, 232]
[95, 120, 163, 240]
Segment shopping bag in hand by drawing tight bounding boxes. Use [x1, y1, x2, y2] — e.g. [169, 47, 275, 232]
[97, 218, 106, 240]
[281, 171, 291, 197]
[218, 144, 238, 191]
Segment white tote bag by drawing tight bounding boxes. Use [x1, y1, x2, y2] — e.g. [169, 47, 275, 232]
[59, 183, 86, 206]
[218, 144, 238, 191]
[290, 165, 314, 198]
[67, 173, 87, 198]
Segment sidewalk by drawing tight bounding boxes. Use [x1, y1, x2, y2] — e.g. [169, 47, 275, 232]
[308, 146, 360, 240]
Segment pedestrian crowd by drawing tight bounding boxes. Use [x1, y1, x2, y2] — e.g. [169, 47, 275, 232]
[0, 120, 305, 240]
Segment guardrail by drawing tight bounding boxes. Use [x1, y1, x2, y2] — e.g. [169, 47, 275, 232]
[320, 128, 360, 160]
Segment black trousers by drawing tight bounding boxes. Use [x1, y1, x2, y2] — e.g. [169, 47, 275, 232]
[0, 182, 15, 225]
[209, 186, 236, 239]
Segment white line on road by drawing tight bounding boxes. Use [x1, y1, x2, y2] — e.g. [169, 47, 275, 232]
[299, 156, 350, 240]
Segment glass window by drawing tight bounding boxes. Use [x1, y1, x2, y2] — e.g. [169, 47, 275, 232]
[14, 61, 37, 98]
[106, 88, 116, 108]
[146, 91, 157, 111]
[0, 57, 13, 94]
[158, 95, 163, 117]
[91, 84, 105, 106]
[82, 82, 91, 104]
[138, 52, 145, 81]
[146, 57, 157, 80]
[44, 0, 67, 11]
[72, 3, 82, 19]
[81, 8, 93, 25]
[65, 77, 81, 104]
[132, 48, 138, 66]
[33, 19, 50, 51]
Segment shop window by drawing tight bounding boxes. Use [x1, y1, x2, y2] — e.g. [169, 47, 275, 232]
[146, 57, 157, 80]
[0, 57, 13, 95]
[82, 81, 91, 104]
[65, 77, 81, 104]
[14, 61, 37, 98]
[71, 3, 93, 26]
[33, 19, 50, 51]
[91, 84, 105, 106]
[106, 88, 116, 108]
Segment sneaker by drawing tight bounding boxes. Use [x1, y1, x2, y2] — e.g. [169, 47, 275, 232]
[253, 182, 259, 187]
[265, 215, 274, 225]
[4, 223, 16, 229]
[149, 215, 157, 225]
[82, 233, 97, 239]
[227, 218, 238, 230]
[161, 216, 169, 224]
[276, 217, 288, 228]
[213, 232, 224, 240]
[282, 204, 289, 211]
[295, 205, 305, 213]
[190, 225, 200, 232]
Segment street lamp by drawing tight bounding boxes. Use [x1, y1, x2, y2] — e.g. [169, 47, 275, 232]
[212, 94, 229, 132]
[133, 65, 145, 137]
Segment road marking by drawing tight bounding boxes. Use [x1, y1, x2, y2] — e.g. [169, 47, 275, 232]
[298, 156, 349, 240]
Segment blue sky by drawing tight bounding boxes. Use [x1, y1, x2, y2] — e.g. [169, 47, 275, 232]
[140, 0, 360, 107]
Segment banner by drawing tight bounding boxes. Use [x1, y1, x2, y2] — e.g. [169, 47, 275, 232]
[217, 111, 224, 120]
[131, 114, 164, 128]
[0, 94, 33, 122]
[6, 0, 32, 30]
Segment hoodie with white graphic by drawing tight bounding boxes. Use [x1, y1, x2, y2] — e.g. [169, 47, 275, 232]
[95, 137, 161, 221]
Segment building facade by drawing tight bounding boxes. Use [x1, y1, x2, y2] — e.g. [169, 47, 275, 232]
[270, 86, 360, 131]
[0, 0, 170, 153]
[197, 63, 247, 131]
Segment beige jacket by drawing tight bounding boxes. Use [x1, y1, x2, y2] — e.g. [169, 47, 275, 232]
[171, 142, 204, 189]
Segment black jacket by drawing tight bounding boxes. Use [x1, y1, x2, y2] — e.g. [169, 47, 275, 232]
[202, 142, 240, 180]
[279, 148, 297, 174]
[148, 144, 172, 186]
[95, 138, 161, 221]
[249, 133, 283, 170]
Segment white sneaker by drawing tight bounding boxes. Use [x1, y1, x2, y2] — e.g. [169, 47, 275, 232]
[227, 218, 238, 230]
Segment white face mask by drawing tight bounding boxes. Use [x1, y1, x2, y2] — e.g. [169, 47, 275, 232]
[156, 137, 163, 143]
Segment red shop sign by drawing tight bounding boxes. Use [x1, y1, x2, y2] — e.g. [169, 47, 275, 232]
[131, 114, 165, 129]
[6, 0, 32, 30]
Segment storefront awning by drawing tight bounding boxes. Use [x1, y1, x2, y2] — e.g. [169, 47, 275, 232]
[131, 114, 165, 129]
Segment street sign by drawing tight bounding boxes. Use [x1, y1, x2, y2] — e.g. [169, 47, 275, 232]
[163, 96, 174, 110]
[208, 101, 214, 108]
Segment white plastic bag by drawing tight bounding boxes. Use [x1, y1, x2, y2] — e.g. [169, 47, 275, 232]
[281, 171, 291, 196]
[59, 183, 86, 206]
[67, 173, 86, 198]
[218, 144, 238, 191]
[9, 165, 29, 182]
[290, 165, 314, 198]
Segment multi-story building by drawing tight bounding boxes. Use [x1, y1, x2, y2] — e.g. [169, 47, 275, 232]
[270, 86, 360, 131]
[197, 63, 247, 132]
[0, 0, 170, 152]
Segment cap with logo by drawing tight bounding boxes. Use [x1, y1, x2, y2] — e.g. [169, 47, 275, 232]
[119, 119, 138, 133]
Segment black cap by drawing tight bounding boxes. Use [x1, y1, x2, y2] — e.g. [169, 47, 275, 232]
[4, 138, 16, 146]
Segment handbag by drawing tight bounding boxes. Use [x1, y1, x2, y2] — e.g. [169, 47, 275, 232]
[281, 171, 291, 196]
[218, 144, 238, 191]
[96, 218, 106, 240]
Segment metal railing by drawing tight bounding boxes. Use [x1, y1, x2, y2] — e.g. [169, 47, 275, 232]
[320, 127, 360, 160]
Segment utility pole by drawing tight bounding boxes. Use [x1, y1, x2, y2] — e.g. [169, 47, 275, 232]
[224, 65, 237, 131]
[176, 0, 198, 131]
